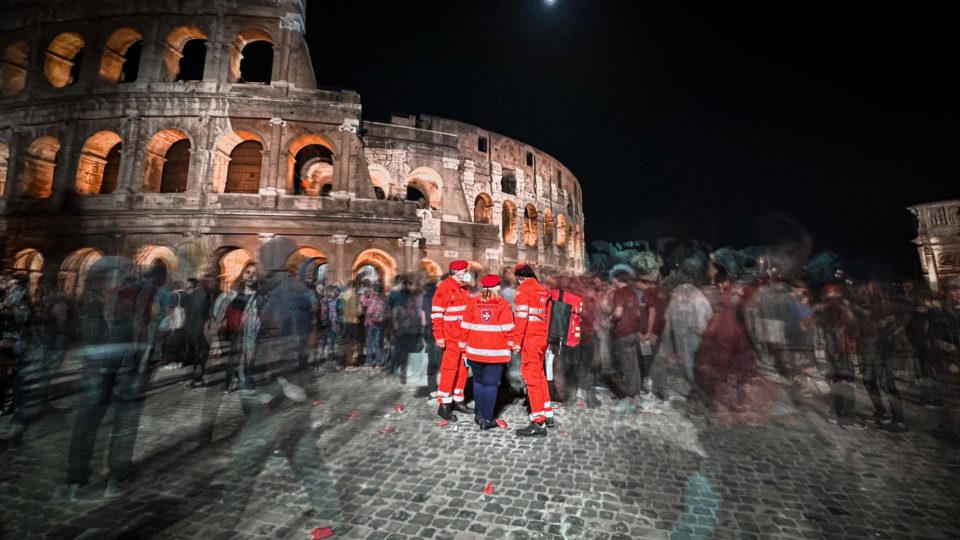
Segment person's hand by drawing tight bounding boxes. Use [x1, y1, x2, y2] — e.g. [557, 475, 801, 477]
[436, 338, 445, 349]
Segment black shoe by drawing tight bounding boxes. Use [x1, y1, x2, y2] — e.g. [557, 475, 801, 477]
[515, 422, 547, 437]
[437, 403, 458, 422]
[474, 414, 481, 425]
[452, 402, 474, 413]
[586, 396, 602, 409]
[884, 421, 909, 433]
[479, 419, 499, 430]
[545, 417, 557, 429]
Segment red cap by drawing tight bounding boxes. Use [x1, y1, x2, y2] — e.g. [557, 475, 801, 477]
[449, 259, 468, 271]
[480, 274, 501, 288]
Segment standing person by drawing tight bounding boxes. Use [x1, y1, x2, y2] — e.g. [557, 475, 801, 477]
[607, 270, 644, 413]
[511, 263, 554, 436]
[361, 288, 387, 368]
[0, 274, 31, 430]
[634, 273, 659, 394]
[431, 260, 472, 421]
[390, 278, 420, 378]
[316, 285, 343, 370]
[460, 275, 514, 430]
[853, 283, 907, 432]
[815, 284, 865, 429]
[420, 278, 442, 394]
[339, 281, 362, 369]
[212, 262, 260, 393]
[185, 276, 215, 388]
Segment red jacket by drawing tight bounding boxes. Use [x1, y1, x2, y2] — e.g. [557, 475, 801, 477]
[512, 278, 550, 346]
[458, 296, 515, 364]
[431, 275, 468, 349]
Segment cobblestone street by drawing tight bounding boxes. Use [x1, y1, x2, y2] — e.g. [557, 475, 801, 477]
[1, 366, 959, 540]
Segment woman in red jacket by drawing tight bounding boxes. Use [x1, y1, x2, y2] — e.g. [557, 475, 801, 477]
[459, 275, 515, 430]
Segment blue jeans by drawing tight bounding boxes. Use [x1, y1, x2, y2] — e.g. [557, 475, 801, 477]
[468, 361, 504, 422]
[364, 325, 384, 366]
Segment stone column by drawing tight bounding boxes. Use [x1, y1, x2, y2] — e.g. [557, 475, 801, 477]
[267, 117, 286, 194]
[924, 246, 940, 291]
[332, 120, 358, 197]
[332, 234, 348, 284]
[1, 126, 25, 201]
[402, 235, 420, 274]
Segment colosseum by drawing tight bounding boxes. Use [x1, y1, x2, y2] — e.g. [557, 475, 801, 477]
[0, 0, 585, 295]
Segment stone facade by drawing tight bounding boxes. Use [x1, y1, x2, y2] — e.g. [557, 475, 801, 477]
[910, 199, 960, 291]
[0, 0, 584, 293]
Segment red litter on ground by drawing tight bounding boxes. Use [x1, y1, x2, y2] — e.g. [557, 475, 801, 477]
[496, 419, 508, 428]
[310, 527, 334, 539]
[394, 403, 405, 413]
[379, 426, 396, 435]
[436, 419, 449, 427]
[313, 400, 323, 406]
[483, 482, 495, 495]
[559, 430, 572, 438]
[346, 410, 358, 419]
[576, 401, 586, 407]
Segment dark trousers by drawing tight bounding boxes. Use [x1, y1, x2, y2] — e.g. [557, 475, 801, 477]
[609, 334, 642, 399]
[186, 330, 210, 383]
[563, 341, 597, 401]
[469, 361, 504, 422]
[861, 337, 904, 422]
[825, 331, 857, 421]
[390, 332, 419, 376]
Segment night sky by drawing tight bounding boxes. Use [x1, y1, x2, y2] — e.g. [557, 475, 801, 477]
[308, 0, 958, 280]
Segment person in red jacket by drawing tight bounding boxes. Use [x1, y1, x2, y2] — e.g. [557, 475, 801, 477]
[459, 274, 515, 430]
[511, 263, 553, 437]
[431, 259, 472, 421]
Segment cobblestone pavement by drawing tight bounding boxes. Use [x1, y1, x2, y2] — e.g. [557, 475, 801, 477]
[1, 366, 959, 540]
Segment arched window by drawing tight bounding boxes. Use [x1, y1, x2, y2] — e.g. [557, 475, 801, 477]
[556, 214, 568, 247]
[474, 193, 493, 224]
[0, 41, 29, 96]
[142, 129, 190, 193]
[75, 131, 122, 195]
[231, 28, 274, 84]
[287, 247, 327, 283]
[45, 33, 84, 88]
[211, 130, 264, 193]
[59, 248, 103, 297]
[405, 167, 443, 209]
[502, 200, 518, 245]
[21, 136, 60, 199]
[501, 171, 516, 195]
[287, 134, 335, 196]
[0, 142, 9, 196]
[368, 165, 392, 200]
[100, 28, 143, 83]
[133, 245, 178, 277]
[352, 249, 398, 288]
[217, 248, 251, 291]
[164, 26, 206, 82]
[14, 248, 44, 297]
[523, 204, 538, 247]
[542, 209, 554, 247]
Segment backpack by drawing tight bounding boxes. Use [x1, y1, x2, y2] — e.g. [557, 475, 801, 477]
[547, 289, 583, 347]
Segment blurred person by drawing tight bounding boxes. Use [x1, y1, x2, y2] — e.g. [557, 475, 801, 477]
[0, 273, 31, 433]
[500, 268, 517, 308]
[460, 274, 514, 430]
[562, 276, 602, 408]
[431, 260, 473, 421]
[389, 277, 420, 379]
[652, 274, 713, 402]
[185, 275, 215, 388]
[634, 273, 661, 393]
[852, 282, 907, 432]
[315, 284, 343, 371]
[512, 263, 554, 436]
[419, 277, 442, 393]
[361, 287, 387, 368]
[339, 280, 362, 368]
[212, 261, 260, 393]
[607, 270, 644, 413]
[814, 284, 865, 429]
[906, 289, 959, 441]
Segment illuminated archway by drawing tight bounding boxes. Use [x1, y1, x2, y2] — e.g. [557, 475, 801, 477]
[0, 41, 29, 96]
[13, 248, 44, 296]
[143, 129, 190, 193]
[556, 213, 568, 247]
[502, 200, 518, 245]
[421, 258, 442, 280]
[286, 247, 328, 282]
[287, 133, 335, 195]
[75, 131, 122, 195]
[405, 166, 443, 209]
[21, 136, 60, 199]
[352, 249, 397, 287]
[0, 141, 9, 196]
[45, 33, 84, 88]
[474, 193, 493, 224]
[134, 245, 178, 275]
[523, 204, 538, 247]
[100, 27, 143, 83]
[542, 208, 554, 247]
[217, 247, 252, 291]
[211, 129, 264, 193]
[59, 247, 103, 297]
[230, 27, 274, 83]
[164, 26, 207, 81]
[368, 164, 392, 200]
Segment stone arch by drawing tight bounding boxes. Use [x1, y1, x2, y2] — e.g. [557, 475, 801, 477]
[0, 141, 9, 196]
[286, 247, 328, 282]
[211, 246, 252, 291]
[13, 248, 44, 297]
[100, 27, 143, 83]
[0, 40, 29, 96]
[164, 26, 207, 81]
[474, 193, 493, 224]
[134, 245, 178, 276]
[58, 247, 103, 297]
[502, 200, 518, 245]
[44, 32, 84, 88]
[523, 204, 538, 247]
[367, 164, 391, 200]
[143, 128, 191, 193]
[556, 213, 568, 247]
[287, 133, 335, 195]
[230, 27, 274, 84]
[75, 131, 122, 195]
[405, 166, 443, 209]
[21, 135, 61, 199]
[211, 129, 265, 193]
[542, 208, 554, 247]
[352, 248, 397, 287]
[421, 258, 442, 280]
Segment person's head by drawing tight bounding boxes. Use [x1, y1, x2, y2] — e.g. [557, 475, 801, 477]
[514, 264, 537, 283]
[144, 262, 167, 288]
[500, 268, 515, 288]
[822, 283, 842, 299]
[234, 261, 258, 291]
[945, 277, 960, 304]
[636, 273, 657, 290]
[186, 277, 200, 291]
[449, 260, 469, 285]
[612, 270, 632, 287]
[480, 274, 502, 300]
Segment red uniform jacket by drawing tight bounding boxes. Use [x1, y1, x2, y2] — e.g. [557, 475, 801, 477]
[512, 278, 550, 347]
[458, 296, 515, 364]
[549, 289, 583, 347]
[431, 275, 468, 350]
